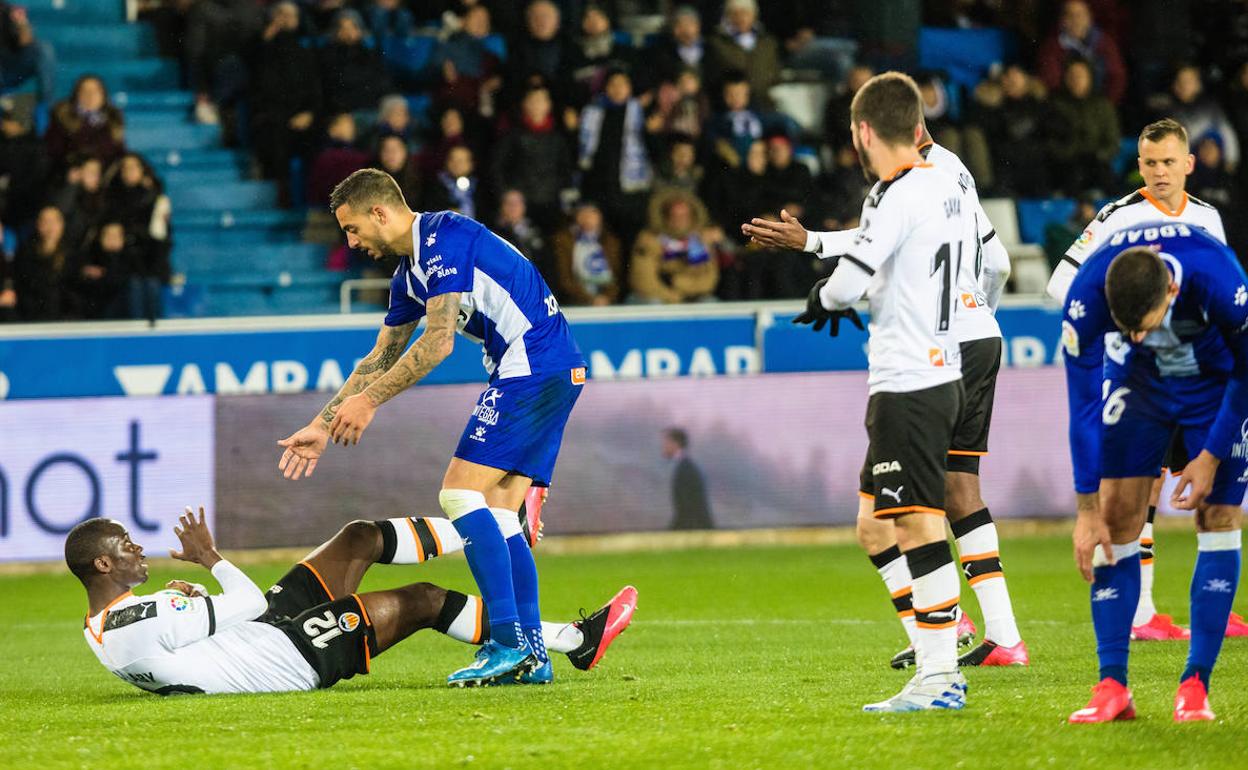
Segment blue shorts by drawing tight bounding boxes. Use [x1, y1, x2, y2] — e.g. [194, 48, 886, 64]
[453, 367, 585, 486]
[1101, 369, 1248, 505]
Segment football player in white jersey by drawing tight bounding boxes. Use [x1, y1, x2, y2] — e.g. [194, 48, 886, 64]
[788, 72, 971, 711]
[72, 509, 635, 695]
[743, 134, 1027, 668]
[1045, 118, 1248, 642]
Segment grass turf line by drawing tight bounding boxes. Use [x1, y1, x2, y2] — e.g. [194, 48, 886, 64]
[1, 529, 1245, 769]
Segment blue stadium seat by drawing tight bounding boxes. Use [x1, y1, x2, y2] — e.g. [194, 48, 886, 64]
[918, 27, 1012, 89]
[1111, 136, 1138, 177]
[148, 148, 247, 173]
[127, 122, 221, 153]
[1016, 198, 1078, 245]
[40, 24, 157, 59]
[167, 180, 279, 210]
[382, 34, 437, 79]
[55, 58, 180, 95]
[27, 0, 124, 25]
[174, 243, 328, 274]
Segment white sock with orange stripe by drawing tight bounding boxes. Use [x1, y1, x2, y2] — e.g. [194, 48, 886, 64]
[952, 508, 1021, 647]
[907, 540, 960, 674]
[868, 545, 919, 647]
[375, 517, 462, 563]
[432, 591, 583, 653]
[1134, 506, 1158, 626]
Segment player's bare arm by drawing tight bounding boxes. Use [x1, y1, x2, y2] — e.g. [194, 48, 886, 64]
[329, 292, 460, 446]
[1072, 492, 1112, 582]
[277, 320, 418, 479]
[740, 209, 809, 251]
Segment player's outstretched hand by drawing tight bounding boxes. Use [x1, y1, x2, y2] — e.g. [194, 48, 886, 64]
[741, 208, 809, 251]
[1072, 507, 1113, 583]
[277, 422, 329, 480]
[1171, 450, 1219, 510]
[170, 506, 222, 569]
[329, 392, 378, 447]
[792, 278, 863, 337]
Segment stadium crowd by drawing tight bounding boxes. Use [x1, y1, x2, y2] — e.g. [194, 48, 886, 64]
[5, 0, 1248, 320]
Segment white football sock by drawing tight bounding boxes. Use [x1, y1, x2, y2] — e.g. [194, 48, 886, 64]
[955, 517, 1022, 647]
[378, 517, 463, 563]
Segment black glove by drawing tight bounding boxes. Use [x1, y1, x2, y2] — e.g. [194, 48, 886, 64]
[792, 278, 864, 337]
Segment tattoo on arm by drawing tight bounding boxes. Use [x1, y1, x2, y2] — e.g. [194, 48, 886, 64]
[317, 320, 418, 426]
[364, 293, 460, 407]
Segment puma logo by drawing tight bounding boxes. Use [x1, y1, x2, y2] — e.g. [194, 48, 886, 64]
[881, 486, 904, 503]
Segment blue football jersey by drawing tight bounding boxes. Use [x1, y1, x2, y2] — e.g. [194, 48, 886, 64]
[1061, 221, 1248, 493]
[385, 210, 586, 381]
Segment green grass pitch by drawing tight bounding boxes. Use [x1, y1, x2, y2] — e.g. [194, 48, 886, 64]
[2, 528, 1246, 769]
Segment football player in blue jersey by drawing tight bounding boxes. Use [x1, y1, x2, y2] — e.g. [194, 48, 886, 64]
[276, 168, 589, 687]
[1062, 222, 1248, 723]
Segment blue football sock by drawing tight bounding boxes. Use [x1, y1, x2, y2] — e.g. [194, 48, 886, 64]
[451, 508, 522, 648]
[1090, 544, 1141, 687]
[1183, 531, 1242, 688]
[506, 532, 548, 664]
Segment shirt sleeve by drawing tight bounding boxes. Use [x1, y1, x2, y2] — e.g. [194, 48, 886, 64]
[978, 203, 1011, 311]
[1195, 251, 1248, 459]
[157, 560, 268, 650]
[1061, 269, 1112, 494]
[423, 217, 479, 298]
[384, 269, 426, 327]
[1047, 207, 1110, 302]
[805, 228, 859, 259]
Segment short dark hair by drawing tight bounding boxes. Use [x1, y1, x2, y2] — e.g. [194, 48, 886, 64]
[1105, 247, 1170, 332]
[1139, 118, 1189, 148]
[664, 427, 689, 448]
[850, 71, 923, 146]
[64, 518, 124, 582]
[329, 168, 408, 214]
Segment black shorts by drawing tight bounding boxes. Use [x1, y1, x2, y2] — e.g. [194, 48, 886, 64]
[256, 562, 378, 689]
[859, 380, 964, 518]
[1164, 427, 1189, 472]
[948, 337, 1001, 474]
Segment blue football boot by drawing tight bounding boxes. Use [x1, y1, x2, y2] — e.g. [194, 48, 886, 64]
[447, 639, 537, 688]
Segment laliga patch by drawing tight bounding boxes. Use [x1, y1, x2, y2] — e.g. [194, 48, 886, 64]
[338, 612, 361, 633]
[1061, 320, 1080, 357]
[168, 595, 196, 613]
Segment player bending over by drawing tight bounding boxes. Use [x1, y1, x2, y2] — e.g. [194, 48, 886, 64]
[71, 508, 635, 695]
[1047, 118, 1248, 640]
[743, 127, 1026, 669]
[791, 72, 972, 711]
[278, 169, 589, 686]
[1062, 225, 1247, 723]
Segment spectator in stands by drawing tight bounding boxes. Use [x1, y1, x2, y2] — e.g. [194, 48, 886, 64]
[0, 222, 15, 322]
[371, 95, 415, 148]
[489, 85, 572, 234]
[646, 71, 709, 140]
[706, 0, 781, 110]
[14, 205, 72, 321]
[494, 189, 550, 273]
[68, 221, 126, 320]
[1149, 64, 1240, 172]
[708, 138, 770, 245]
[631, 187, 721, 304]
[653, 5, 712, 83]
[318, 9, 391, 116]
[553, 200, 622, 306]
[508, 0, 578, 107]
[707, 70, 764, 170]
[972, 63, 1050, 197]
[918, 72, 992, 190]
[0, 103, 48, 226]
[365, 0, 413, 41]
[813, 143, 868, 231]
[307, 114, 370, 207]
[433, 4, 502, 118]
[1189, 134, 1236, 210]
[1043, 196, 1098, 271]
[577, 68, 655, 247]
[45, 76, 126, 172]
[1047, 58, 1120, 196]
[0, 2, 54, 101]
[180, 0, 264, 126]
[422, 145, 479, 218]
[107, 152, 171, 300]
[1037, 0, 1127, 105]
[374, 134, 422, 206]
[654, 134, 703, 193]
[248, 2, 322, 193]
[823, 63, 873, 152]
[762, 134, 813, 218]
[115, 216, 169, 321]
[51, 155, 108, 254]
[106, 153, 164, 245]
[418, 105, 469, 177]
[571, 4, 641, 100]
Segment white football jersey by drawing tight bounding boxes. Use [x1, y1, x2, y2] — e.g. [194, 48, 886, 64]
[83, 561, 319, 695]
[843, 163, 966, 395]
[1046, 188, 1226, 303]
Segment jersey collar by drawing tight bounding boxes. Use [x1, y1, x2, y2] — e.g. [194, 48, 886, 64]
[1139, 187, 1188, 217]
[883, 161, 932, 182]
[85, 590, 134, 644]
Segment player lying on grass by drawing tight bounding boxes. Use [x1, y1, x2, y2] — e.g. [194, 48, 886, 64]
[70, 508, 636, 695]
[1062, 227, 1247, 723]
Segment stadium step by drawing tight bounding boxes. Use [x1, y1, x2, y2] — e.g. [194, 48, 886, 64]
[175, 227, 307, 251]
[114, 90, 195, 112]
[127, 123, 221, 153]
[55, 57, 180, 94]
[148, 148, 246, 173]
[40, 23, 157, 59]
[162, 167, 246, 187]
[167, 180, 278, 210]
[27, 1, 124, 26]
[173, 208, 306, 230]
[172, 242, 329, 274]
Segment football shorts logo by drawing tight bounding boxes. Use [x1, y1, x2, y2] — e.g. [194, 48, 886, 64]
[480, 388, 502, 408]
[880, 486, 904, 503]
[338, 612, 361, 632]
[872, 460, 902, 475]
